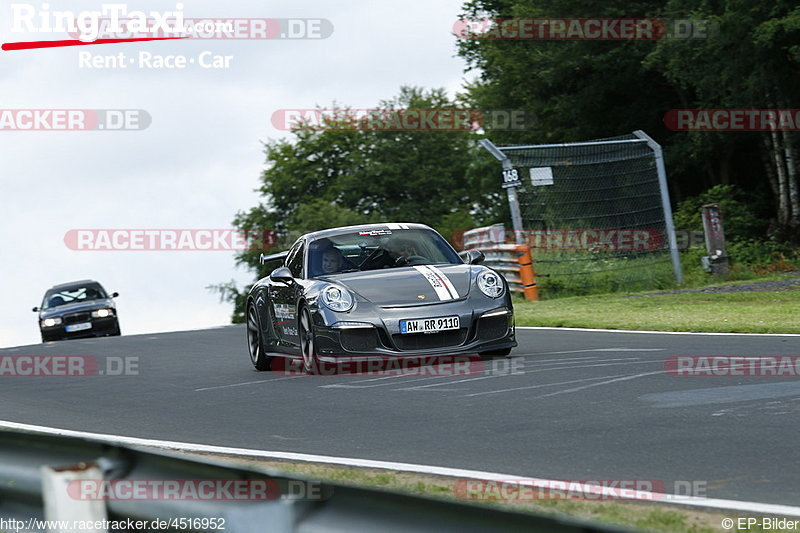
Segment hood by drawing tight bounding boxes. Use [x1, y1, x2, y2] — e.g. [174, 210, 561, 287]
[324, 264, 473, 306]
[40, 299, 115, 318]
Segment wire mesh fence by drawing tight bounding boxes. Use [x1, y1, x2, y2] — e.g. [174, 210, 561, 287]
[482, 133, 681, 297]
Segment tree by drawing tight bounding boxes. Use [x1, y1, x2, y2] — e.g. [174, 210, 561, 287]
[456, 0, 800, 237]
[645, 0, 800, 235]
[215, 86, 505, 321]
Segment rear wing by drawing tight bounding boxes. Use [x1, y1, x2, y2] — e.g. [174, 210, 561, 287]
[260, 251, 288, 265]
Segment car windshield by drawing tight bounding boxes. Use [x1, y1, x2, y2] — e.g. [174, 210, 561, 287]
[307, 228, 461, 277]
[42, 284, 107, 309]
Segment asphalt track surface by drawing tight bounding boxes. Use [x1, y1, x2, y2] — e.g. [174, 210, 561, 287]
[1, 326, 798, 506]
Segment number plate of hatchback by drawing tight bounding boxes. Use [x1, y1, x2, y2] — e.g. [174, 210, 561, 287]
[400, 316, 459, 334]
[65, 322, 92, 333]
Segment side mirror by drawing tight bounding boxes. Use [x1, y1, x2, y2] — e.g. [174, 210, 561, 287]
[465, 250, 485, 265]
[32, 307, 40, 312]
[269, 266, 294, 285]
[112, 292, 119, 298]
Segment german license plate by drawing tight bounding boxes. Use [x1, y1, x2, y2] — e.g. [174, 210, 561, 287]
[65, 322, 92, 333]
[400, 316, 459, 334]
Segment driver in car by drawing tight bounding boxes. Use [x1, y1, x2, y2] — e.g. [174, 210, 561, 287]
[385, 238, 419, 266]
[321, 247, 345, 274]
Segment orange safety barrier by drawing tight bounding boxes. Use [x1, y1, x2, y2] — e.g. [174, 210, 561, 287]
[515, 244, 538, 301]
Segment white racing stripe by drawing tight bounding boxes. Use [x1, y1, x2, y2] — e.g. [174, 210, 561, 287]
[413, 265, 453, 301]
[0, 419, 798, 517]
[424, 265, 459, 299]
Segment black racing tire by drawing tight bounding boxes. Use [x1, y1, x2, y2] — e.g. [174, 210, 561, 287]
[479, 347, 512, 359]
[298, 306, 319, 374]
[247, 301, 273, 371]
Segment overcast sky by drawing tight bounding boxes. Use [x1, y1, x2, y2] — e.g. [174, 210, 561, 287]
[0, 0, 475, 347]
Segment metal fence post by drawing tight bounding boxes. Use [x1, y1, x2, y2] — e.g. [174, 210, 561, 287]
[479, 139, 526, 245]
[633, 130, 684, 284]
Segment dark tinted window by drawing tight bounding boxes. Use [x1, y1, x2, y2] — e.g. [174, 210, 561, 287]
[285, 240, 305, 278]
[42, 283, 107, 309]
[308, 228, 461, 276]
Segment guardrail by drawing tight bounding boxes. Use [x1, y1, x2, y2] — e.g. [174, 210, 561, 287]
[0, 428, 629, 532]
[463, 224, 538, 300]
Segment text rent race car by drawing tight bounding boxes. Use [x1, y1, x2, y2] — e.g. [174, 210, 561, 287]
[246, 223, 516, 373]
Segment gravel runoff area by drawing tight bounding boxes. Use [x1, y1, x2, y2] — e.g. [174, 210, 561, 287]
[631, 271, 800, 297]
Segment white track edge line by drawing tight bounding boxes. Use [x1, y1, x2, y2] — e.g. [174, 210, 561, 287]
[517, 327, 800, 337]
[0, 420, 798, 517]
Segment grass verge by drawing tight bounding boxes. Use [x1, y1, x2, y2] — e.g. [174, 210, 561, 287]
[177, 452, 800, 533]
[514, 276, 800, 333]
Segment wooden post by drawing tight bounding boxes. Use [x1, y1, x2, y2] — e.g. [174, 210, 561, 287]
[701, 203, 729, 275]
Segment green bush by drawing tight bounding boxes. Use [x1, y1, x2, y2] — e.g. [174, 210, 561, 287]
[673, 185, 767, 241]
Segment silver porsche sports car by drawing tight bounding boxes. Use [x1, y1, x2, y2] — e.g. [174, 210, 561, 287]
[246, 223, 516, 373]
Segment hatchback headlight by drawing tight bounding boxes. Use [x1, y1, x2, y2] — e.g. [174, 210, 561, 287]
[91, 309, 114, 318]
[321, 285, 354, 312]
[41, 317, 62, 328]
[477, 270, 505, 298]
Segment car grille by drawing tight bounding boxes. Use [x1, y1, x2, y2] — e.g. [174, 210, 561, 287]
[340, 328, 379, 352]
[477, 315, 509, 341]
[63, 312, 90, 325]
[392, 329, 468, 351]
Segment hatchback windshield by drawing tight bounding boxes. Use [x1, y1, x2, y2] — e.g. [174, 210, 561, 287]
[307, 228, 461, 277]
[42, 284, 107, 309]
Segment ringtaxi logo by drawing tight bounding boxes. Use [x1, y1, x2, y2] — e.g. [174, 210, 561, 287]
[0, 356, 138, 376]
[9, 3, 186, 42]
[64, 229, 276, 251]
[665, 356, 800, 377]
[3, 4, 332, 51]
[0, 109, 149, 131]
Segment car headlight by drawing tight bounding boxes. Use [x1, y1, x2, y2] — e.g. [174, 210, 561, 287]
[477, 270, 505, 298]
[91, 309, 114, 318]
[41, 317, 62, 327]
[321, 285, 354, 312]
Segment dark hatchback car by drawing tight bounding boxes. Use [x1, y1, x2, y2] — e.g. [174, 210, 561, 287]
[33, 280, 120, 342]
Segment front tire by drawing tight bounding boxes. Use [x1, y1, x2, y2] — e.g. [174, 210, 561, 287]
[247, 301, 272, 371]
[298, 306, 319, 374]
